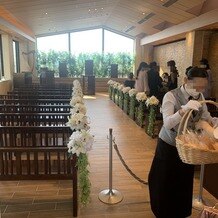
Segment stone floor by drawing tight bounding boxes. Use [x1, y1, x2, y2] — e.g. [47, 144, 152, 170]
[0, 93, 217, 218]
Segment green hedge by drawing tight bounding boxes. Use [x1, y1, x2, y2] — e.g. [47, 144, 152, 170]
[36, 50, 134, 78]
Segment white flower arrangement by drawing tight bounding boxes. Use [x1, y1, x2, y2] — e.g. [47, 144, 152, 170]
[68, 80, 92, 206]
[113, 82, 120, 88]
[70, 103, 87, 115]
[146, 96, 159, 106]
[70, 96, 84, 106]
[73, 80, 82, 88]
[122, 87, 131, 94]
[66, 113, 90, 131]
[117, 84, 124, 91]
[107, 80, 116, 85]
[136, 92, 147, 102]
[67, 130, 94, 156]
[72, 88, 83, 98]
[129, 88, 138, 97]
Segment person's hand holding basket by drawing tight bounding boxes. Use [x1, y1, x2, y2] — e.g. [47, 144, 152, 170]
[176, 100, 218, 165]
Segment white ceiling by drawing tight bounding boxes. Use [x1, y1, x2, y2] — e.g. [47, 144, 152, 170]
[0, 0, 216, 39]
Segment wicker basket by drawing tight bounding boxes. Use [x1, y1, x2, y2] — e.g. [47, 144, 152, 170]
[176, 100, 218, 165]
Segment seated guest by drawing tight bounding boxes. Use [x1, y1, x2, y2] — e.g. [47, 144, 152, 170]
[124, 73, 135, 89]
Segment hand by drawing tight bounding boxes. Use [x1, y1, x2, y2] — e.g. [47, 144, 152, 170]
[181, 100, 202, 112]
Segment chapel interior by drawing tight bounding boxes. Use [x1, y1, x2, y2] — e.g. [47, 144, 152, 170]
[0, 0, 218, 217]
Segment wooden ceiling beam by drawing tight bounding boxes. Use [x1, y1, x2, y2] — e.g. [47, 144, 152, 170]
[140, 8, 218, 45]
[0, 5, 35, 42]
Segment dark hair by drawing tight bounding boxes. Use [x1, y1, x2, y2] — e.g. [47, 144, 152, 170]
[186, 66, 208, 80]
[136, 62, 148, 79]
[185, 66, 193, 76]
[200, 58, 208, 65]
[149, 61, 157, 68]
[167, 60, 175, 67]
[128, 73, 134, 79]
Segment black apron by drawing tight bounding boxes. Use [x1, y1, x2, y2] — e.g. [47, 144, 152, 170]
[148, 138, 195, 218]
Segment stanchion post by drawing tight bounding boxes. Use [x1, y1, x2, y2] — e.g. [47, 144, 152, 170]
[109, 128, 113, 193]
[98, 128, 123, 204]
[193, 164, 211, 210]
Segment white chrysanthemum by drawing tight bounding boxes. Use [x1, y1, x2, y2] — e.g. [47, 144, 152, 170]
[73, 80, 81, 88]
[122, 87, 131, 93]
[72, 87, 83, 97]
[146, 96, 159, 106]
[117, 84, 124, 91]
[136, 92, 147, 102]
[70, 96, 84, 106]
[71, 103, 87, 115]
[129, 89, 138, 97]
[107, 80, 116, 85]
[67, 130, 94, 156]
[66, 113, 89, 131]
[113, 82, 120, 88]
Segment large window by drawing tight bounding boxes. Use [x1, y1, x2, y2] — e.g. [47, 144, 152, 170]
[104, 30, 134, 54]
[37, 28, 134, 54]
[37, 34, 69, 52]
[70, 29, 102, 55]
[13, 40, 20, 73]
[0, 35, 4, 79]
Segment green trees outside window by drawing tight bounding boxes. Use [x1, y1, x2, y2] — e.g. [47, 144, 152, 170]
[37, 50, 134, 78]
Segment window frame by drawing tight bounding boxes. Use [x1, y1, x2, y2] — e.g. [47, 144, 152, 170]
[13, 40, 20, 73]
[0, 35, 4, 78]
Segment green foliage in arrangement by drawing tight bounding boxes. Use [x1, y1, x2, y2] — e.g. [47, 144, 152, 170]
[146, 106, 157, 138]
[118, 91, 124, 109]
[36, 50, 134, 78]
[123, 93, 129, 114]
[108, 86, 113, 100]
[76, 153, 91, 206]
[129, 95, 137, 120]
[136, 101, 146, 127]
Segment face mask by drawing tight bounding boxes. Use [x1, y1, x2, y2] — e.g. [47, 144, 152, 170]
[184, 84, 200, 98]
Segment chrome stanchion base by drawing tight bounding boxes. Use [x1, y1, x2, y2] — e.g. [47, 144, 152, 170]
[192, 196, 211, 211]
[99, 189, 123, 204]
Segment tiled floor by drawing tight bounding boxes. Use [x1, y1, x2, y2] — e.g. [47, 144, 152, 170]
[0, 93, 217, 218]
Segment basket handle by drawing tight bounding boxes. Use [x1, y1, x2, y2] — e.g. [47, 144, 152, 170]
[177, 100, 218, 136]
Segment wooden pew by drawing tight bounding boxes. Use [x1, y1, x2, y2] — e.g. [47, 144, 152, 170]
[14, 83, 73, 90]
[0, 113, 69, 126]
[0, 95, 71, 100]
[0, 104, 71, 113]
[8, 90, 72, 95]
[0, 99, 70, 105]
[0, 126, 78, 216]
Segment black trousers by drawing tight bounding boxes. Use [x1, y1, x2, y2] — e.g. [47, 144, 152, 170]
[148, 138, 194, 218]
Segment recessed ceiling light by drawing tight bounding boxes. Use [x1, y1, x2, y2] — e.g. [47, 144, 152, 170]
[45, 12, 48, 15]
[142, 12, 145, 15]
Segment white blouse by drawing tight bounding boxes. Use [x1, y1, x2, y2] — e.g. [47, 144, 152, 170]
[135, 70, 150, 93]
